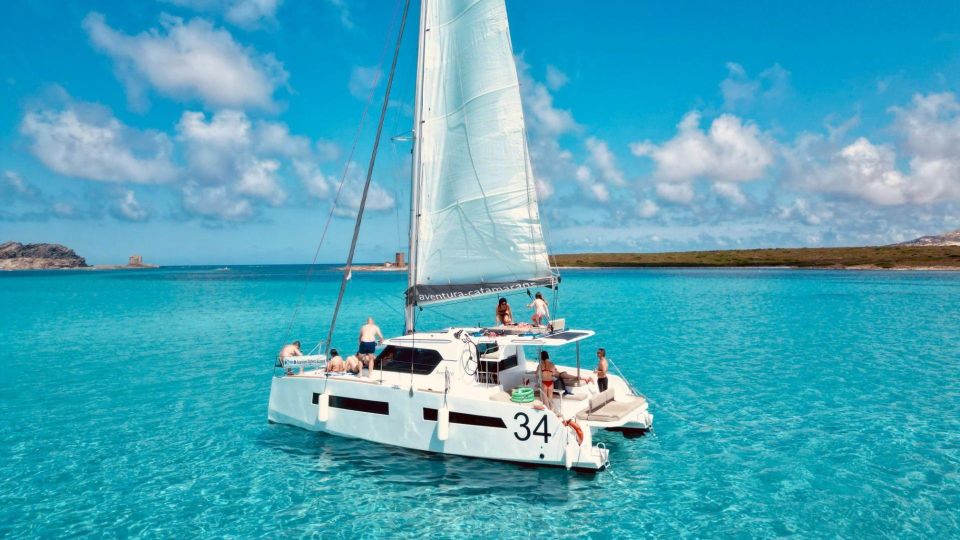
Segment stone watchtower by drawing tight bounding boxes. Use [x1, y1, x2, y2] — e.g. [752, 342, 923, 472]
[129, 255, 143, 266]
[395, 252, 406, 268]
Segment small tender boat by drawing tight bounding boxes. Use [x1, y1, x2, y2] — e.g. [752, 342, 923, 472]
[268, 0, 652, 471]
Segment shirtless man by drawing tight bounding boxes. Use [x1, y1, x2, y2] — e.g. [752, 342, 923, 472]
[344, 355, 363, 375]
[279, 341, 302, 359]
[358, 318, 384, 374]
[278, 341, 303, 375]
[595, 348, 609, 392]
[325, 349, 345, 373]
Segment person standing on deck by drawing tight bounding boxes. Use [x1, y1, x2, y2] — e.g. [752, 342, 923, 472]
[595, 348, 609, 393]
[495, 297, 513, 325]
[527, 292, 550, 327]
[358, 318, 384, 375]
[538, 350, 557, 411]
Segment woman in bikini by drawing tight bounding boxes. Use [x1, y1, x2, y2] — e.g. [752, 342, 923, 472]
[538, 350, 557, 410]
[495, 297, 513, 325]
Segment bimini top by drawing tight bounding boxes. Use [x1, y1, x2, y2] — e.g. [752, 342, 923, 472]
[383, 327, 595, 348]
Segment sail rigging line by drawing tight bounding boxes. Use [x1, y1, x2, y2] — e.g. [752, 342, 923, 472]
[324, 0, 413, 356]
[279, 0, 407, 351]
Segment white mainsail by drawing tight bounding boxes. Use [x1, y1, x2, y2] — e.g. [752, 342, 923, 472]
[407, 0, 554, 307]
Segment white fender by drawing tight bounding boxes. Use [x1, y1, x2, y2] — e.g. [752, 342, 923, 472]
[564, 438, 576, 470]
[437, 406, 450, 441]
[317, 392, 329, 423]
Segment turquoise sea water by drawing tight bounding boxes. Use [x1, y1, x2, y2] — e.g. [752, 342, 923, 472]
[1, 266, 958, 538]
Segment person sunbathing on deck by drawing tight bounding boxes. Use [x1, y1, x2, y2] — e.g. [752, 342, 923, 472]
[344, 355, 363, 375]
[326, 349, 345, 373]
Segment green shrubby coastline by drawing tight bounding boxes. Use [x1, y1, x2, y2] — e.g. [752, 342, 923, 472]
[554, 246, 960, 270]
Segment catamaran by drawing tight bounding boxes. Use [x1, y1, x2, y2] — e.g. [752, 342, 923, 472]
[268, 0, 652, 471]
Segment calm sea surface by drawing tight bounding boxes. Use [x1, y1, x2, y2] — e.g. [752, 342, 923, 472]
[1, 266, 958, 538]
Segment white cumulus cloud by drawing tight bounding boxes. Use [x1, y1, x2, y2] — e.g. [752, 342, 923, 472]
[20, 101, 176, 184]
[236, 158, 285, 205]
[712, 181, 748, 206]
[165, 0, 283, 28]
[585, 136, 626, 186]
[636, 199, 660, 218]
[225, 0, 281, 27]
[545, 65, 569, 91]
[83, 13, 288, 109]
[631, 112, 775, 184]
[785, 92, 960, 206]
[720, 62, 790, 110]
[112, 190, 149, 221]
[655, 182, 695, 205]
[182, 183, 254, 221]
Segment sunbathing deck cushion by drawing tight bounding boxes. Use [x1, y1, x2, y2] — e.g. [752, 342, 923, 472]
[576, 397, 646, 422]
[587, 389, 615, 412]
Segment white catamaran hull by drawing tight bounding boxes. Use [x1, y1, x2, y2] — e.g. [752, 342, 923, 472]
[268, 372, 649, 471]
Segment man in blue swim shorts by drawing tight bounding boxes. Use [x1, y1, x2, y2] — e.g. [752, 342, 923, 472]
[358, 317, 384, 375]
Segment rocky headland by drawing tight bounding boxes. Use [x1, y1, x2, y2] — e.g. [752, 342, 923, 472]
[0, 242, 88, 270]
[897, 229, 960, 247]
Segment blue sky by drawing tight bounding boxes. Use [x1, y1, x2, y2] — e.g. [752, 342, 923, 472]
[1, 0, 958, 265]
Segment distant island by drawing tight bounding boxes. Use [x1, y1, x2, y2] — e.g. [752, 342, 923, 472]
[554, 246, 960, 270]
[0, 242, 157, 271]
[0, 242, 88, 270]
[554, 230, 960, 270]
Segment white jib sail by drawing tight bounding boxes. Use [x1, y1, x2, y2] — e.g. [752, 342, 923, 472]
[408, 0, 554, 306]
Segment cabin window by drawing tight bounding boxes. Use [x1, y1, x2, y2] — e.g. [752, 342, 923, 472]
[374, 346, 444, 375]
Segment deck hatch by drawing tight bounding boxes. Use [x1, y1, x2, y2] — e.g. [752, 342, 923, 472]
[423, 408, 506, 428]
[313, 393, 390, 415]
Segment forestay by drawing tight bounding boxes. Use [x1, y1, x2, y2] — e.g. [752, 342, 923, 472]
[407, 0, 554, 307]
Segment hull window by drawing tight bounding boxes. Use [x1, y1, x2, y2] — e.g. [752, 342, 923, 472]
[313, 393, 390, 415]
[374, 346, 444, 375]
[423, 408, 506, 428]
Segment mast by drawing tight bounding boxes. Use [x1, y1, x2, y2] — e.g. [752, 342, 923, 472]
[405, 0, 428, 333]
[324, 0, 412, 354]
